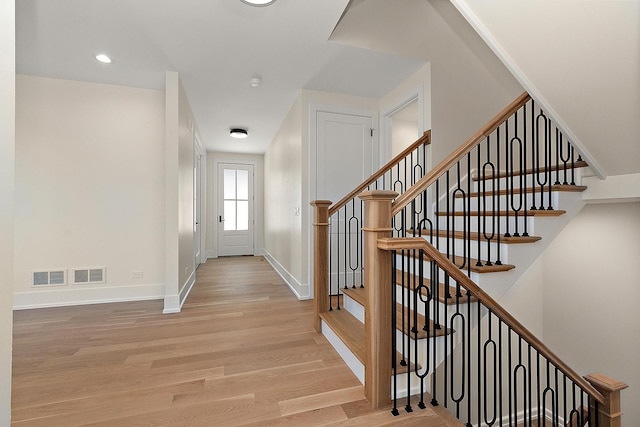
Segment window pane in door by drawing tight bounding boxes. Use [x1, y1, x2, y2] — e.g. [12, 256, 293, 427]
[224, 169, 236, 199]
[237, 201, 249, 231]
[237, 169, 249, 200]
[224, 201, 236, 231]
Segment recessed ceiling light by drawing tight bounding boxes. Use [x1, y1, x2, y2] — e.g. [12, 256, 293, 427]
[230, 128, 248, 139]
[240, 0, 277, 6]
[95, 54, 112, 64]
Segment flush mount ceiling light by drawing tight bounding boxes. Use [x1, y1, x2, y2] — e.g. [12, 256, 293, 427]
[95, 54, 112, 64]
[240, 0, 277, 6]
[230, 128, 248, 139]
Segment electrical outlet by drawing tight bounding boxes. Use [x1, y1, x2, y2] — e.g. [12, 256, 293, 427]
[132, 271, 144, 279]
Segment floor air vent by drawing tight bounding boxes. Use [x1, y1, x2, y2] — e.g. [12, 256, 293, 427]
[32, 270, 66, 287]
[71, 267, 106, 285]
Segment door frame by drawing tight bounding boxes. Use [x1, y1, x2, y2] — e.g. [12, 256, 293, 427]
[212, 159, 259, 258]
[194, 138, 207, 267]
[381, 85, 425, 164]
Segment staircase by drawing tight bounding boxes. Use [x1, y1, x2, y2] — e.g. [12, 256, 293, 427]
[311, 92, 626, 426]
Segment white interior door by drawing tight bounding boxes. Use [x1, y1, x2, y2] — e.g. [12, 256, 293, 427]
[316, 110, 374, 288]
[316, 110, 374, 201]
[218, 163, 254, 256]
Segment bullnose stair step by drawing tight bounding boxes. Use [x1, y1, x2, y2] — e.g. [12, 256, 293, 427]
[410, 229, 542, 244]
[341, 287, 453, 339]
[471, 160, 589, 181]
[404, 250, 515, 273]
[320, 309, 420, 374]
[436, 209, 566, 217]
[394, 269, 476, 304]
[457, 184, 587, 198]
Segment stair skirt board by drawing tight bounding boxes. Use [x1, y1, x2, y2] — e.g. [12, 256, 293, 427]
[321, 318, 364, 384]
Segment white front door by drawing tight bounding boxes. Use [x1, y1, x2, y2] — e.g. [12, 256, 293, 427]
[218, 163, 254, 256]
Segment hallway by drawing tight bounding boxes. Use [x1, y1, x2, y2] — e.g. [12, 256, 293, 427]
[12, 256, 456, 426]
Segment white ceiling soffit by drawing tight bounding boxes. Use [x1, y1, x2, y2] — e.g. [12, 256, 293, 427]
[16, 0, 425, 154]
[450, 0, 640, 177]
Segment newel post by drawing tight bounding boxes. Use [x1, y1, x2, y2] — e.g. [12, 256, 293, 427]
[585, 373, 628, 427]
[310, 200, 332, 333]
[359, 190, 398, 409]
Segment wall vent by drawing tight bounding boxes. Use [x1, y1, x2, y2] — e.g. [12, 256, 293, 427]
[32, 270, 67, 287]
[71, 267, 106, 285]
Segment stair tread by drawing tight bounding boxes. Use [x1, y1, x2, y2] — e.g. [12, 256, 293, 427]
[342, 286, 366, 306]
[472, 161, 589, 181]
[436, 209, 566, 217]
[340, 287, 452, 339]
[404, 250, 515, 273]
[394, 269, 476, 304]
[449, 255, 516, 273]
[320, 309, 365, 364]
[456, 184, 586, 198]
[411, 229, 542, 244]
[320, 309, 421, 374]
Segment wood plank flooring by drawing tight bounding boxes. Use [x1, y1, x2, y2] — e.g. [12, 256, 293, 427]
[12, 256, 459, 426]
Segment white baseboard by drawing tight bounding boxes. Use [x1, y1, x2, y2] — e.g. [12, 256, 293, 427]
[13, 283, 165, 310]
[179, 270, 196, 308]
[262, 250, 311, 300]
[163, 293, 181, 314]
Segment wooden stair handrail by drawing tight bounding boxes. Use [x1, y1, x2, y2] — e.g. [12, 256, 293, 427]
[376, 236, 607, 405]
[328, 130, 431, 217]
[392, 92, 531, 216]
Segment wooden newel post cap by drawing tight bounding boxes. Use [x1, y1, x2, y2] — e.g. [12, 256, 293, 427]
[584, 373, 628, 393]
[358, 190, 398, 201]
[310, 200, 332, 207]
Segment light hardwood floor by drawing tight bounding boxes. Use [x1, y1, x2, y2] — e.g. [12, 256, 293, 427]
[12, 256, 459, 426]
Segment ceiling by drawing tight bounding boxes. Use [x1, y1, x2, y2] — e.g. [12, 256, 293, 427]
[16, 0, 426, 154]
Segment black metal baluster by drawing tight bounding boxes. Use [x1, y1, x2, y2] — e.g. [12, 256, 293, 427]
[523, 102, 529, 237]
[531, 100, 539, 210]
[546, 119, 553, 210]
[477, 144, 483, 267]
[329, 215, 334, 310]
[508, 327, 512, 426]
[391, 250, 399, 416]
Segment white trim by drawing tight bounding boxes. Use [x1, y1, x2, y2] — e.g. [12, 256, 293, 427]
[163, 293, 181, 314]
[13, 283, 165, 310]
[178, 270, 196, 308]
[449, 0, 606, 179]
[583, 173, 640, 204]
[194, 137, 207, 267]
[262, 250, 311, 300]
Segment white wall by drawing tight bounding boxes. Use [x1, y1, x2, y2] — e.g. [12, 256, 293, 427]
[164, 72, 198, 313]
[264, 95, 305, 296]
[14, 75, 166, 309]
[0, 0, 15, 422]
[264, 89, 381, 299]
[206, 152, 264, 258]
[542, 202, 640, 424]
